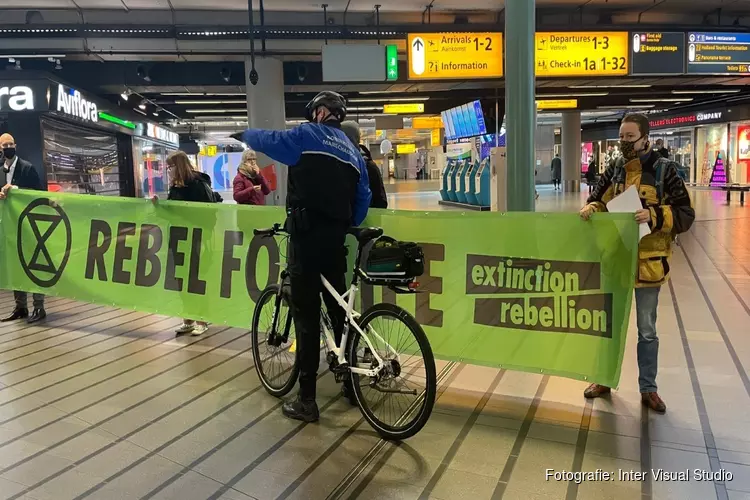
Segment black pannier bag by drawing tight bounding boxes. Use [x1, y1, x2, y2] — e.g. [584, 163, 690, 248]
[364, 236, 424, 281]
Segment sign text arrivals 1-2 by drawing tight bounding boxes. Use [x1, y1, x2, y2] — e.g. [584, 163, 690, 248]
[408, 32, 504, 80]
[536, 32, 629, 77]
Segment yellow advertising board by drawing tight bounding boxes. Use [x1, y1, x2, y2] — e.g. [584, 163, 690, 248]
[412, 116, 443, 129]
[535, 32, 629, 77]
[430, 129, 442, 147]
[207, 145, 218, 156]
[536, 99, 578, 110]
[408, 32, 503, 80]
[384, 103, 425, 114]
[396, 143, 417, 154]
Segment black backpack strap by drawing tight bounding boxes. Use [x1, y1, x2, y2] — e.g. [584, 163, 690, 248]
[654, 158, 669, 203]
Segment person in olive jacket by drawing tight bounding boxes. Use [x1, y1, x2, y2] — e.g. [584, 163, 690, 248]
[341, 121, 388, 209]
[233, 149, 271, 205]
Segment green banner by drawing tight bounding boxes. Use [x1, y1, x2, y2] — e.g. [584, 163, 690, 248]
[0, 191, 638, 387]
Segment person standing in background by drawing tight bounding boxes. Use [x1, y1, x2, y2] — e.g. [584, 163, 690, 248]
[0, 133, 46, 324]
[654, 139, 670, 159]
[233, 149, 271, 205]
[551, 153, 562, 191]
[341, 121, 388, 209]
[163, 151, 218, 336]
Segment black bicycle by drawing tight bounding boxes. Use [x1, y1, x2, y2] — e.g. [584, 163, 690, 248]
[250, 223, 437, 441]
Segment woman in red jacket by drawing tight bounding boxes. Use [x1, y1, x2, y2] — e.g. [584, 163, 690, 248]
[233, 149, 271, 205]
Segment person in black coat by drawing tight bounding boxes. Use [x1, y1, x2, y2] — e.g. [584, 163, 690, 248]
[340, 121, 388, 209]
[0, 133, 46, 324]
[161, 151, 218, 336]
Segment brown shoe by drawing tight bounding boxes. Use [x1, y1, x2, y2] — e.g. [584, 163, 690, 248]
[641, 392, 666, 413]
[584, 383, 611, 399]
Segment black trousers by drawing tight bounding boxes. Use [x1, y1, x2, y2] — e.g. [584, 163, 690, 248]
[14, 291, 44, 310]
[288, 219, 348, 402]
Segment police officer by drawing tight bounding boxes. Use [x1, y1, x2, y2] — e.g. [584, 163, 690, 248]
[236, 91, 371, 422]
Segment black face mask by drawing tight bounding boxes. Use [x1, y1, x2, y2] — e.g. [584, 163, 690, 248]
[2, 147, 16, 160]
[619, 136, 647, 161]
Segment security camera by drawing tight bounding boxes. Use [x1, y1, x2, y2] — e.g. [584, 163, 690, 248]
[136, 65, 151, 82]
[296, 64, 308, 83]
[249, 68, 259, 86]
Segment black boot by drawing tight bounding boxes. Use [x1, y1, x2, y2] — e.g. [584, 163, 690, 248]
[1, 308, 28, 322]
[282, 398, 320, 423]
[27, 309, 46, 324]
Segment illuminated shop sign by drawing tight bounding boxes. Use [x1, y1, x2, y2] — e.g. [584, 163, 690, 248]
[56, 84, 98, 123]
[0, 85, 35, 111]
[146, 123, 179, 146]
[648, 110, 725, 129]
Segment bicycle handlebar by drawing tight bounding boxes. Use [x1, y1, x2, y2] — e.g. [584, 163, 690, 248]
[253, 223, 286, 237]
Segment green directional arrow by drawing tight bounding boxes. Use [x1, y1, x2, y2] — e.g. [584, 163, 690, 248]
[386, 45, 398, 81]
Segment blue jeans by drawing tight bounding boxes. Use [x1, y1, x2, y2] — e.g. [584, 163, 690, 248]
[635, 286, 660, 393]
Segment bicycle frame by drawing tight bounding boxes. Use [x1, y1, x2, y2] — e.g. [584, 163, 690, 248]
[320, 275, 398, 379]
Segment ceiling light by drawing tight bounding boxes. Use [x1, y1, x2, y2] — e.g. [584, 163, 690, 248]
[120, 90, 130, 101]
[139, 101, 147, 110]
[537, 93, 608, 98]
[597, 105, 655, 109]
[630, 98, 694, 103]
[671, 89, 741, 94]
[187, 109, 247, 113]
[54, 59, 62, 70]
[348, 97, 430, 103]
[570, 84, 652, 89]
[174, 100, 247, 105]
[134, 108, 148, 116]
[13, 60, 21, 70]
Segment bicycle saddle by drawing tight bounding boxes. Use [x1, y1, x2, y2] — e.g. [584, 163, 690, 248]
[348, 227, 383, 243]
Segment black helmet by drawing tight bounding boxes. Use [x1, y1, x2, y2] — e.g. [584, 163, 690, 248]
[305, 91, 347, 123]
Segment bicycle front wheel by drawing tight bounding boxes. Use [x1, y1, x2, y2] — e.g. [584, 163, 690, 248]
[347, 303, 436, 441]
[251, 284, 299, 397]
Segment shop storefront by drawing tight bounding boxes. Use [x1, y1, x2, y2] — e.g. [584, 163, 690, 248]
[649, 108, 729, 186]
[581, 124, 621, 174]
[0, 73, 178, 197]
[133, 123, 180, 198]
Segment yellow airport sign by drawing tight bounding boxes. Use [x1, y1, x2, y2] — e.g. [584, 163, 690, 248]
[207, 145, 218, 156]
[396, 143, 417, 154]
[535, 32, 629, 77]
[412, 116, 443, 129]
[536, 99, 578, 110]
[431, 129, 442, 146]
[384, 103, 425, 114]
[408, 32, 504, 80]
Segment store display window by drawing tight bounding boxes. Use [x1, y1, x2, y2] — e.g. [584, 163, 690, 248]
[695, 125, 728, 185]
[134, 138, 173, 198]
[42, 117, 122, 196]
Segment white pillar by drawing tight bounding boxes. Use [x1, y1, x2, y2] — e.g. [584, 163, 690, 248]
[245, 56, 287, 205]
[561, 111, 582, 193]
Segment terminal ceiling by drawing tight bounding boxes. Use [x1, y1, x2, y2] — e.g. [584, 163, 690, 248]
[5, 0, 750, 134]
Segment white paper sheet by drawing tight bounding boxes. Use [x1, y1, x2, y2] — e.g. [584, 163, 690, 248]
[606, 185, 651, 241]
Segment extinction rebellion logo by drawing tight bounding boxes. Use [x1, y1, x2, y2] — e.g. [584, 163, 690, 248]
[467, 254, 613, 338]
[17, 198, 72, 287]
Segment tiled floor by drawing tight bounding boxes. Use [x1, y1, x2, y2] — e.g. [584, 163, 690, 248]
[0, 184, 749, 500]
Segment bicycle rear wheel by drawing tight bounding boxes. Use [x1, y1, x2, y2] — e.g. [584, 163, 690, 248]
[347, 303, 436, 441]
[251, 284, 299, 397]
